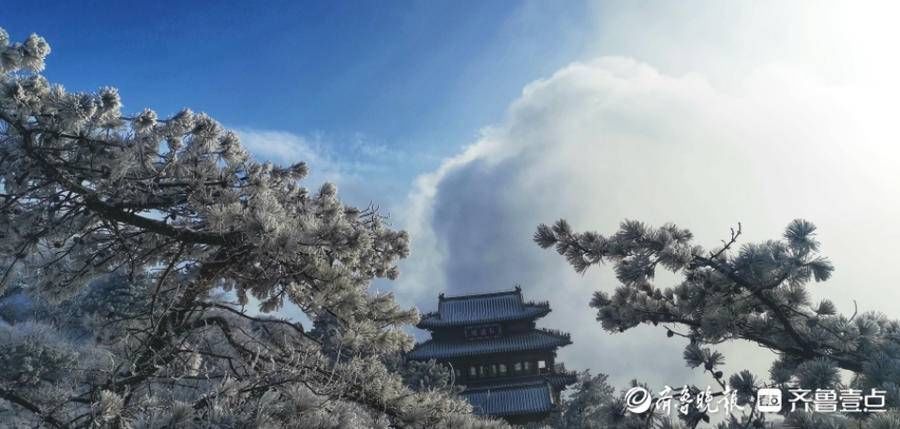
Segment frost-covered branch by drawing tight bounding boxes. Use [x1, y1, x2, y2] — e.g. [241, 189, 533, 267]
[0, 27, 499, 428]
[536, 218, 900, 427]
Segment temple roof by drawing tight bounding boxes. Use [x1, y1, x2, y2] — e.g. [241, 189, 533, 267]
[417, 287, 551, 329]
[464, 371, 579, 391]
[543, 372, 578, 389]
[407, 329, 571, 360]
[462, 381, 555, 417]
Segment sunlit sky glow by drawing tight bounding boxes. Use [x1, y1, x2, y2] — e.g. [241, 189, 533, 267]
[10, 0, 900, 389]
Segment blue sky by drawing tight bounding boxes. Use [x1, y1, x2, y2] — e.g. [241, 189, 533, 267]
[7, 1, 593, 195]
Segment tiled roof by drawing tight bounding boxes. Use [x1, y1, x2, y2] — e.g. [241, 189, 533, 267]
[418, 287, 551, 328]
[462, 381, 554, 416]
[465, 373, 579, 391]
[407, 329, 571, 360]
[544, 372, 578, 388]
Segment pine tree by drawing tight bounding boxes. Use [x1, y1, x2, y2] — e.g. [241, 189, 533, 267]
[0, 27, 503, 428]
[535, 219, 900, 428]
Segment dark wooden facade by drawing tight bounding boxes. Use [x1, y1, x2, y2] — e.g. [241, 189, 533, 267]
[408, 287, 576, 423]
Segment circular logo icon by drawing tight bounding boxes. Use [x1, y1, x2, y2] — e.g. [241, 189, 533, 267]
[624, 387, 652, 414]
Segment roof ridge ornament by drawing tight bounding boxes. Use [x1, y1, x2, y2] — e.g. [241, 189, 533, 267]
[438, 286, 522, 301]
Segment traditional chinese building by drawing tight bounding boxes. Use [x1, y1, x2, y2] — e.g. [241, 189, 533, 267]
[408, 286, 577, 424]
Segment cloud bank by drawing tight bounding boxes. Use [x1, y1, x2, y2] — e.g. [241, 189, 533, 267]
[395, 56, 900, 389]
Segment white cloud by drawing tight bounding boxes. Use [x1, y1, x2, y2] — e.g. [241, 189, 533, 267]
[395, 56, 900, 389]
[235, 128, 416, 211]
[236, 129, 343, 184]
[233, 3, 900, 391]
